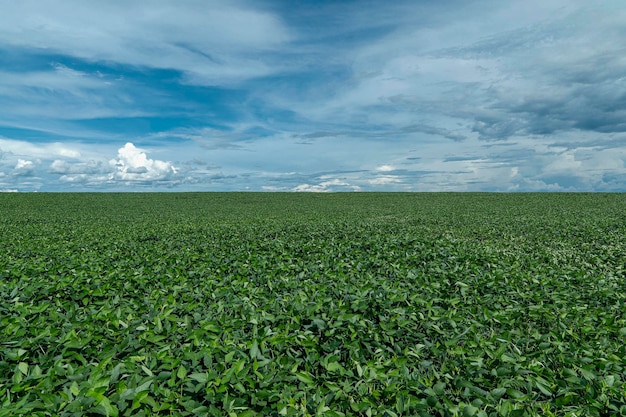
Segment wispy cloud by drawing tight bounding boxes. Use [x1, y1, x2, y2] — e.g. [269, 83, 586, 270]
[0, 1, 291, 82]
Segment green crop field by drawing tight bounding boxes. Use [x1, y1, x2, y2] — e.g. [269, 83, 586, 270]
[1, 192, 625, 417]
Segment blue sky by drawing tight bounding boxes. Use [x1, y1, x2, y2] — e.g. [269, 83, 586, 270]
[1, 0, 625, 191]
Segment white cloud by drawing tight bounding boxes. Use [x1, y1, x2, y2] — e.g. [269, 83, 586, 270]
[368, 175, 402, 185]
[1, 137, 194, 189]
[109, 142, 178, 182]
[292, 183, 328, 192]
[0, 139, 102, 163]
[543, 149, 582, 174]
[292, 177, 360, 192]
[58, 148, 81, 159]
[13, 159, 36, 176]
[50, 159, 104, 175]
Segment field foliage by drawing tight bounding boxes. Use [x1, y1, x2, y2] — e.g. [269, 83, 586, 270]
[1, 193, 625, 416]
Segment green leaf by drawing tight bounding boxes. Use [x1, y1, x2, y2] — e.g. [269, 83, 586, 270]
[433, 382, 446, 395]
[97, 396, 119, 417]
[295, 371, 315, 385]
[141, 365, 153, 377]
[395, 394, 406, 414]
[225, 350, 236, 363]
[17, 362, 28, 375]
[506, 388, 526, 399]
[70, 381, 80, 396]
[177, 365, 188, 380]
[317, 399, 330, 416]
[604, 374, 616, 387]
[535, 381, 552, 396]
[135, 379, 153, 393]
[463, 405, 478, 416]
[355, 362, 363, 377]
[189, 372, 208, 383]
[326, 362, 342, 372]
[249, 340, 260, 360]
[579, 368, 595, 381]
[500, 354, 516, 363]
[31, 364, 42, 378]
[110, 363, 122, 383]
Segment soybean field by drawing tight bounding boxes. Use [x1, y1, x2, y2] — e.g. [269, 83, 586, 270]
[1, 192, 625, 416]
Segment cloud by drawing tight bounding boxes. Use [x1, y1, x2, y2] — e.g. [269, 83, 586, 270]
[400, 124, 466, 142]
[0, 64, 108, 95]
[376, 165, 395, 172]
[109, 142, 178, 183]
[368, 175, 402, 185]
[50, 159, 105, 175]
[292, 177, 361, 192]
[156, 127, 245, 150]
[267, 0, 624, 148]
[0, 138, 99, 163]
[291, 183, 328, 192]
[0, 1, 291, 86]
[2, 137, 213, 190]
[13, 159, 36, 176]
[0, 64, 140, 125]
[431, 4, 626, 141]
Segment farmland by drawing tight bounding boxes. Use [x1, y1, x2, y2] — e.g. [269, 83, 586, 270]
[1, 192, 625, 416]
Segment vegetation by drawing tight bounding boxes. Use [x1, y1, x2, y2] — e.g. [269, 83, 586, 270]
[1, 192, 625, 416]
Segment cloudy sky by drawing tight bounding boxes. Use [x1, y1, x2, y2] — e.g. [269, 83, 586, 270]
[1, 0, 625, 192]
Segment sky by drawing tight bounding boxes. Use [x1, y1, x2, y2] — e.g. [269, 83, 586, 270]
[1, 0, 625, 192]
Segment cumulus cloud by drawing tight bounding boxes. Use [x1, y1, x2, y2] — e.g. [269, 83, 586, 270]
[291, 183, 329, 192]
[109, 142, 178, 182]
[292, 177, 361, 192]
[13, 159, 36, 176]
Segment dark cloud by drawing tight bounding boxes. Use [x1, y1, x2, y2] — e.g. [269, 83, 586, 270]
[471, 79, 626, 140]
[420, 4, 626, 141]
[295, 124, 466, 143]
[401, 124, 466, 141]
[442, 156, 480, 162]
[601, 172, 626, 189]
